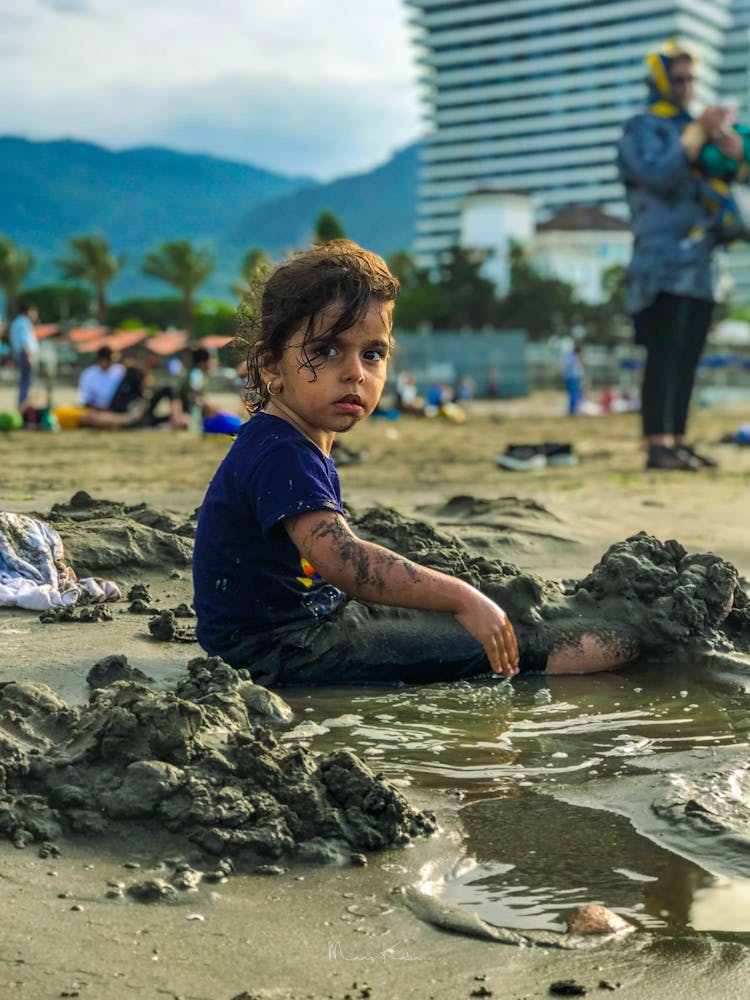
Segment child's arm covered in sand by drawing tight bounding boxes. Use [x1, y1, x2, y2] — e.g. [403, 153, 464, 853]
[285, 509, 519, 678]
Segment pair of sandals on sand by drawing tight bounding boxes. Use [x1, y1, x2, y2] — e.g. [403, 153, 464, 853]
[495, 443, 577, 471]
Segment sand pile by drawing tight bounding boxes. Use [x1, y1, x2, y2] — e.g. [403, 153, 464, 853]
[352, 505, 750, 662]
[0, 654, 436, 865]
[42, 490, 196, 577]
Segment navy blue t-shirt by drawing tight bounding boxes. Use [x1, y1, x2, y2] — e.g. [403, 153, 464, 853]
[193, 412, 346, 654]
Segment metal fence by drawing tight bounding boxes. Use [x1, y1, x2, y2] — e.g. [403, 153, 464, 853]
[390, 328, 528, 398]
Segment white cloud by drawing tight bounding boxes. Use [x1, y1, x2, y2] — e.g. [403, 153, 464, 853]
[3, 0, 423, 178]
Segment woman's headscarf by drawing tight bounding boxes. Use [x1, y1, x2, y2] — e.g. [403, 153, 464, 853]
[644, 39, 695, 123]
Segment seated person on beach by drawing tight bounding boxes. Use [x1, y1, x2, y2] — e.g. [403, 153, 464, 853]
[54, 347, 172, 431]
[395, 372, 426, 415]
[53, 346, 139, 430]
[108, 358, 185, 428]
[192, 241, 634, 687]
[175, 347, 243, 434]
[78, 346, 125, 411]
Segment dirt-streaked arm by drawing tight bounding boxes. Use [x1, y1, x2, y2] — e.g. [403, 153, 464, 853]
[284, 508, 518, 677]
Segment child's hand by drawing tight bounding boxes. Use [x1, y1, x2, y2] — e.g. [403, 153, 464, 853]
[454, 591, 519, 678]
[714, 129, 745, 162]
[698, 105, 735, 136]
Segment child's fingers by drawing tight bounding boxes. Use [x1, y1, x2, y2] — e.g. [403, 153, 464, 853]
[484, 634, 502, 674]
[487, 629, 517, 678]
[488, 616, 518, 676]
[504, 618, 519, 669]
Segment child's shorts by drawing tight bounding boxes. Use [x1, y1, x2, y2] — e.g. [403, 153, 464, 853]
[215, 600, 547, 687]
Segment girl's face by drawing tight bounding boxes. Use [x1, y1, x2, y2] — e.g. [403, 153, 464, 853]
[262, 301, 391, 455]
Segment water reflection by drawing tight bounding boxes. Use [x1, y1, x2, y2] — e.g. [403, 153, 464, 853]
[282, 653, 750, 936]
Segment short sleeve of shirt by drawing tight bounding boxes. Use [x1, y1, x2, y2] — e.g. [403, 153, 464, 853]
[249, 440, 344, 537]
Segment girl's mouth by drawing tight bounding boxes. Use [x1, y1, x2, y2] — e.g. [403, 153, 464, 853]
[334, 395, 364, 414]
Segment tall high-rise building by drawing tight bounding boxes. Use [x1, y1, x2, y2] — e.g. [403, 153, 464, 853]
[720, 0, 750, 113]
[406, 0, 740, 272]
[721, 0, 750, 303]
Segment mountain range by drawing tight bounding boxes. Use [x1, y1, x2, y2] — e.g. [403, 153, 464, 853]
[0, 137, 419, 301]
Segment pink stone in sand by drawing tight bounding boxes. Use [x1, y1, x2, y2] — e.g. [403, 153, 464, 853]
[566, 903, 635, 936]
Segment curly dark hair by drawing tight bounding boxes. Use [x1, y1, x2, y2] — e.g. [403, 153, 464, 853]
[236, 240, 399, 412]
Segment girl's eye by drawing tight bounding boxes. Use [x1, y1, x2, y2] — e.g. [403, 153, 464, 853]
[312, 344, 338, 359]
[363, 349, 384, 362]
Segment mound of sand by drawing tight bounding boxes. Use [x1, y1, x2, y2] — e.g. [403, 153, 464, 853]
[0, 654, 436, 865]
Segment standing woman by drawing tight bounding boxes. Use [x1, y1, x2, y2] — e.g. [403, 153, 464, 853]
[617, 41, 744, 470]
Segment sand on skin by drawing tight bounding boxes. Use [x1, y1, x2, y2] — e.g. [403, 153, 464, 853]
[2, 386, 750, 999]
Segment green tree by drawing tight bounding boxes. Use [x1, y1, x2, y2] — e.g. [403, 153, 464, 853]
[313, 210, 346, 244]
[391, 246, 500, 331]
[107, 296, 182, 330]
[393, 281, 453, 330]
[194, 299, 237, 338]
[141, 240, 214, 334]
[386, 250, 425, 293]
[232, 247, 271, 300]
[57, 234, 124, 321]
[20, 283, 90, 323]
[495, 243, 581, 340]
[0, 236, 33, 320]
[578, 264, 630, 346]
[435, 246, 498, 329]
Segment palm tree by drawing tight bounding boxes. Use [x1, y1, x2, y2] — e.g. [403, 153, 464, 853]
[57, 234, 124, 322]
[0, 236, 33, 320]
[231, 247, 271, 300]
[141, 240, 214, 334]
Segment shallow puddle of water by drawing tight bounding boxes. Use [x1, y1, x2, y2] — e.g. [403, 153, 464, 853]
[283, 653, 750, 937]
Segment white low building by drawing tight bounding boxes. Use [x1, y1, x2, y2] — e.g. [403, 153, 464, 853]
[458, 193, 632, 303]
[459, 190, 535, 294]
[534, 206, 632, 304]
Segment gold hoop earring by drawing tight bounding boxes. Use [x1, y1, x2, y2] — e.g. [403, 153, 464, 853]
[266, 380, 280, 397]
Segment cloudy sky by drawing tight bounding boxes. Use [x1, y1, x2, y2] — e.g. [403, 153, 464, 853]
[3, 0, 423, 180]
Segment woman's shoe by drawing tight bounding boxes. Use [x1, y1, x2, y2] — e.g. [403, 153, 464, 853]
[646, 444, 700, 471]
[675, 444, 718, 468]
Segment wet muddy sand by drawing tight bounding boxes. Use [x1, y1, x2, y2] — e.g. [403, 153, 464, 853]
[2, 396, 750, 998]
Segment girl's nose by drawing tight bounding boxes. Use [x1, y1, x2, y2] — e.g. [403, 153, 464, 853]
[343, 354, 365, 381]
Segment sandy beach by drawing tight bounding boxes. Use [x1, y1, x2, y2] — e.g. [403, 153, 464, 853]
[2, 385, 750, 999]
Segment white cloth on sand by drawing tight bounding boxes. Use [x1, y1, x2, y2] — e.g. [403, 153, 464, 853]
[0, 512, 120, 611]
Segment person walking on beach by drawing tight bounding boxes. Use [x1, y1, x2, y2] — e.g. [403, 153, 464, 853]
[563, 343, 584, 416]
[617, 40, 743, 471]
[192, 240, 635, 686]
[9, 301, 39, 410]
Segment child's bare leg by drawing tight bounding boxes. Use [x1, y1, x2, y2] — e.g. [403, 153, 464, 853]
[545, 632, 638, 675]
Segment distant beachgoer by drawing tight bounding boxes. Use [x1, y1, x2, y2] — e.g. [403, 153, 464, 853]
[62, 349, 166, 430]
[562, 344, 584, 416]
[617, 39, 744, 471]
[176, 347, 212, 427]
[175, 347, 242, 434]
[37, 333, 59, 406]
[453, 374, 476, 405]
[78, 346, 126, 410]
[9, 301, 39, 409]
[395, 371, 426, 415]
[192, 239, 634, 686]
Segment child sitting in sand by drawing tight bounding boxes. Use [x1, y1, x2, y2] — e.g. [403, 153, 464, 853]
[192, 241, 634, 685]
